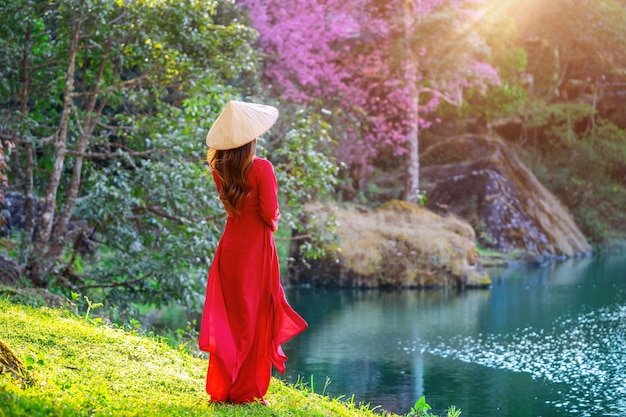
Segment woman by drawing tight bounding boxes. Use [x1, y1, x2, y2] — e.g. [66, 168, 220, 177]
[198, 101, 308, 404]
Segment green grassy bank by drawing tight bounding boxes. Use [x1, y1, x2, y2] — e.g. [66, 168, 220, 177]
[0, 299, 398, 417]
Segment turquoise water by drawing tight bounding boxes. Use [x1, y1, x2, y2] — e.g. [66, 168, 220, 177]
[279, 253, 626, 416]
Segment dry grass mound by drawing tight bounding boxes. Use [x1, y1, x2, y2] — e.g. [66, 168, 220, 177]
[298, 201, 490, 288]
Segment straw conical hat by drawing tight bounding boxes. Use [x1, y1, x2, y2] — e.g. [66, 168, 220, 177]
[205, 101, 279, 150]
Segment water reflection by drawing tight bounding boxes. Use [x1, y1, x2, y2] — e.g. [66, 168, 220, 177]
[280, 253, 626, 416]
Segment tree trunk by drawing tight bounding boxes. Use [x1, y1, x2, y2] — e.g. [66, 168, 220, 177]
[404, 94, 420, 203]
[21, 21, 35, 241]
[46, 47, 109, 264]
[403, 0, 420, 204]
[27, 5, 84, 286]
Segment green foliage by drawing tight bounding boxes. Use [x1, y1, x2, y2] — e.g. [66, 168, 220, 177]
[293, 375, 333, 398]
[446, 406, 462, 417]
[433, 0, 626, 249]
[24, 354, 44, 372]
[519, 0, 626, 88]
[83, 295, 103, 321]
[523, 101, 594, 139]
[72, 122, 225, 310]
[521, 116, 626, 246]
[0, 299, 399, 417]
[0, 0, 344, 311]
[407, 396, 431, 417]
[437, 7, 528, 125]
[268, 106, 341, 263]
[0, 0, 262, 308]
[416, 190, 427, 207]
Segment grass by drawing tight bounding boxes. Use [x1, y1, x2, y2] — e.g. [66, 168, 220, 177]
[326, 201, 491, 287]
[0, 298, 398, 417]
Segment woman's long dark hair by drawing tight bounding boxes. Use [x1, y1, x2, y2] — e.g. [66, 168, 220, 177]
[207, 140, 256, 216]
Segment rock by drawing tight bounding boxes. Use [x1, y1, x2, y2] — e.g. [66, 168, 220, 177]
[421, 134, 592, 260]
[0, 191, 96, 254]
[0, 285, 77, 313]
[0, 192, 41, 235]
[0, 254, 21, 286]
[291, 201, 491, 289]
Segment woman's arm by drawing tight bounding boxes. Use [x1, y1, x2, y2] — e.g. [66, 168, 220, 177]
[257, 160, 280, 231]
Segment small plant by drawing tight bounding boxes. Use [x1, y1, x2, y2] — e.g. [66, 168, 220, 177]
[24, 354, 44, 371]
[407, 396, 432, 417]
[84, 296, 103, 321]
[322, 376, 332, 396]
[406, 396, 462, 417]
[447, 405, 462, 417]
[294, 374, 333, 398]
[417, 190, 427, 207]
[71, 292, 103, 322]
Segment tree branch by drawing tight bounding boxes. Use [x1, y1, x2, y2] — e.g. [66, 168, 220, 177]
[0, 132, 57, 145]
[95, 120, 135, 131]
[69, 73, 151, 97]
[63, 148, 160, 159]
[419, 86, 464, 107]
[143, 205, 190, 225]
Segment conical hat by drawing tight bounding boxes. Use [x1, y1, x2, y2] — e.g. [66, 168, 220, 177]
[205, 101, 279, 150]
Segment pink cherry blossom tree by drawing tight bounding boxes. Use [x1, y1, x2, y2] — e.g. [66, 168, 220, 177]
[240, 0, 500, 202]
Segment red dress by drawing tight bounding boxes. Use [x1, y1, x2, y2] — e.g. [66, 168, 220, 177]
[198, 157, 308, 403]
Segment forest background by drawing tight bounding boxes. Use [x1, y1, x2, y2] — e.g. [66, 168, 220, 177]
[1, 0, 626, 328]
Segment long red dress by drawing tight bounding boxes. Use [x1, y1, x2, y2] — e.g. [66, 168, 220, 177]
[198, 157, 308, 403]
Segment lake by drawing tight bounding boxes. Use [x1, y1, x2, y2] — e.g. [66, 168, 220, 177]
[277, 252, 626, 416]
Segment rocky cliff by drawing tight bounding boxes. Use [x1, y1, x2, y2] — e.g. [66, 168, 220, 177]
[421, 134, 592, 261]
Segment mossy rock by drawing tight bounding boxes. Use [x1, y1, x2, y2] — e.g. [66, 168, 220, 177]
[291, 201, 490, 289]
